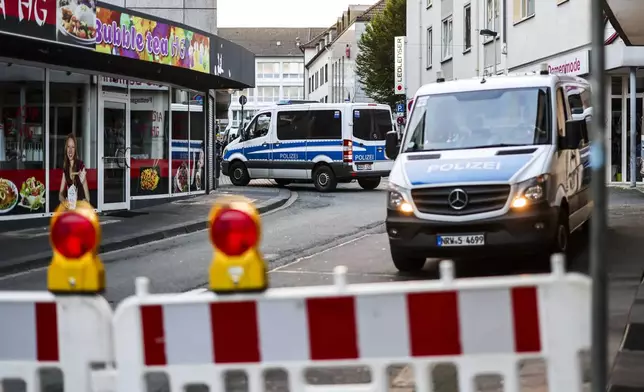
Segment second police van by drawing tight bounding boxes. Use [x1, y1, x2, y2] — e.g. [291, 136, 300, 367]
[385, 66, 592, 272]
[221, 103, 395, 192]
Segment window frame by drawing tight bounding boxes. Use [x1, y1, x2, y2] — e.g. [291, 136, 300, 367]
[484, 0, 499, 43]
[463, 3, 472, 53]
[426, 27, 433, 69]
[441, 16, 453, 61]
[520, 0, 535, 19]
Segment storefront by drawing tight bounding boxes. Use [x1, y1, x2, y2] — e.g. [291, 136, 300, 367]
[0, 0, 254, 221]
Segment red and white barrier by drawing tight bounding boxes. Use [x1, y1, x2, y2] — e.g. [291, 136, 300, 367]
[0, 292, 114, 392]
[112, 257, 591, 392]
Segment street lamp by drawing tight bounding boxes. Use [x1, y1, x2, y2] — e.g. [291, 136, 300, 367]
[480, 29, 498, 76]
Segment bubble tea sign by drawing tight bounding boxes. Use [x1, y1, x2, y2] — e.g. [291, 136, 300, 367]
[94, 6, 210, 73]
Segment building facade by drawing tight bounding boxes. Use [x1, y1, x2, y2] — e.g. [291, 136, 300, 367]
[405, 0, 644, 186]
[218, 28, 326, 128]
[405, 0, 501, 97]
[302, 2, 385, 103]
[0, 0, 254, 224]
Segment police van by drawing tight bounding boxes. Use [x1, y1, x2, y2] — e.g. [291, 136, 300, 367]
[222, 103, 395, 191]
[384, 67, 592, 272]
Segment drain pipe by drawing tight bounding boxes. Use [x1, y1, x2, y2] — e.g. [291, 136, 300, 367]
[630, 67, 638, 188]
[418, 0, 423, 87]
[475, 1, 480, 76]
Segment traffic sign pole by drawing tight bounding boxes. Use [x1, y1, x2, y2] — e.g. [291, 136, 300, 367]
[239, 95, 247, 132]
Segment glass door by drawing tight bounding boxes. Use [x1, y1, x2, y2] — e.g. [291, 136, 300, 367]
[99, 95, 130, 211]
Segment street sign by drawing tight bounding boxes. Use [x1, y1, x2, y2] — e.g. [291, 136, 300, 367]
[394, 36, 406, 95]
[396, 103, 405, 113]
[239, 95, 247, 106]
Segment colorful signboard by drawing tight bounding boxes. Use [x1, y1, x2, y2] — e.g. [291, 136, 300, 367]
[0, 0, 96, 49]
[95, 7, 210, 73]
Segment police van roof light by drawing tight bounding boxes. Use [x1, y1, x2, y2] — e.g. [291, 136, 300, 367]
[436, 70, 445, 83]
[539, 63, 549, 75]
[50, 212, 97, 259]
[210, 208, 258, 256]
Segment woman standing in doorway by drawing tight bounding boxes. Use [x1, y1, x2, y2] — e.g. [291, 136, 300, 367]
[59, 133, 90, 209]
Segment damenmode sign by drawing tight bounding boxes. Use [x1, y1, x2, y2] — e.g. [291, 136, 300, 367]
[394, 36, 406, 95]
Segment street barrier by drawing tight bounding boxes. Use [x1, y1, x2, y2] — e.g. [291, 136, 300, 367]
[0, 195, 592, 392]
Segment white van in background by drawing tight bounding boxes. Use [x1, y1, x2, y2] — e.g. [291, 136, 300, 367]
[222, 103, 395, 192]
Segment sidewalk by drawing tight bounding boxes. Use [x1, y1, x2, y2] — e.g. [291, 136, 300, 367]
[0, 186, 291, 275]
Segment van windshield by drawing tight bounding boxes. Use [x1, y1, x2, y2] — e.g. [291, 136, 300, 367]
[403, 87, 552, 153]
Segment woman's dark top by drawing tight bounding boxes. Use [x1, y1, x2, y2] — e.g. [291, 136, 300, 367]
[63, 159, 87, 201]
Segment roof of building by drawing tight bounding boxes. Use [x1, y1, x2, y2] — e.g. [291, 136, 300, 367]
[301, 0, 386, 66]
[356, 0, 386, 21]
[217, 28, 328, 57]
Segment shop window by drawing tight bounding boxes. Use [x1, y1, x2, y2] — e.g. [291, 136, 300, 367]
[130, 85, 170, 197]
[171, 89, 205, 194]
[49, 70, 95, 212]
[0, 63, 46, 217]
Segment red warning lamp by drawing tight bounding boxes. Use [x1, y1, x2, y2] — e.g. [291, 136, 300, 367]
[210, 208, 258, 256]
[208, 196, 267, 293]
[51, 212, 97, 259]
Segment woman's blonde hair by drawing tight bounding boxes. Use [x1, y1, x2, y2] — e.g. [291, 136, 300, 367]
[63, 133, 78, 172]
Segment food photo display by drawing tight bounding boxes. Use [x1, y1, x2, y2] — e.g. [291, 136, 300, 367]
[0, 176, 47, 215]
[57, 0, 97, 48]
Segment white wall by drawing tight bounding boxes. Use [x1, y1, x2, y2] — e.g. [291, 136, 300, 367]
[228, 56, 305, 127]
[506, 0, 590, 71]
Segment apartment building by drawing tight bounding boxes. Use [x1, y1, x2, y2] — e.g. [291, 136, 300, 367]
[219, 28, 326, 128]
[405, 0, 644, 190]
[301, 2, 386, 103]
[405, 0, 502, 96]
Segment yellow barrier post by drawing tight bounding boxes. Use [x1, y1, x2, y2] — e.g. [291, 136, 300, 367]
[208, 195, 267, 293]
[47, 201, 105, 294]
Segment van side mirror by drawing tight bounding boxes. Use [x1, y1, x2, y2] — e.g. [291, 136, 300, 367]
[385, 131, 400, 160]
[561, 119, 585, 150]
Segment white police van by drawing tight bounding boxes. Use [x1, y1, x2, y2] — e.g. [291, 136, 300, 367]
[384, 67, 592, 271]
[222, 103, 395, 192]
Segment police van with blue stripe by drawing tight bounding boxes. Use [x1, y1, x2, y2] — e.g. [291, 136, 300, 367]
[222, 102, 395, 191]
[384, 65, 592, 272]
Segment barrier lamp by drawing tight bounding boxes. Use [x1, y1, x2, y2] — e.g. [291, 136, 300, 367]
[208, 195, 267, 293]
[47, 201, 105, 294]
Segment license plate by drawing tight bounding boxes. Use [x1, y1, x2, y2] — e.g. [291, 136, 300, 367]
[437, 234, 485, 247]
[356, 163, 373, 171]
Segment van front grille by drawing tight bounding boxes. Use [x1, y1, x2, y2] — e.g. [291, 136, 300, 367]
[411, 185, 511, 216]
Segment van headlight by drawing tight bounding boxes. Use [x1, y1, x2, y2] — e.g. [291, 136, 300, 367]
[388, 185, 414, 214]
[511, 174, 550, 209]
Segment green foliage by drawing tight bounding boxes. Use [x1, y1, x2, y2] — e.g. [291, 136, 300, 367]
[355, 0, 406, 108]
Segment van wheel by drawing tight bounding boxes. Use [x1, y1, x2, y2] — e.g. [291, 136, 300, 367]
[390, 245, 426, 272]
[313, 165, 337, 192]
[552, 208, 570, 254]
[274, 179, 291, 187]
[358, 177, 381, 190]
[229, 161, 250, 186]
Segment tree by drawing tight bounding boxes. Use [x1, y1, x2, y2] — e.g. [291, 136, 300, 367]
[355, 0, 406, 108]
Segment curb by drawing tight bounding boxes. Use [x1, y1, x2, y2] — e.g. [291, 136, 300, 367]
[0, 189, 292, 276]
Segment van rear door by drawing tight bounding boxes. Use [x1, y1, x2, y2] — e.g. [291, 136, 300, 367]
[351, 106, 394, 174]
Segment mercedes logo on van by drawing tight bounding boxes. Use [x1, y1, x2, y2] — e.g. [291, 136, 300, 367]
[448, 189, 468, 210]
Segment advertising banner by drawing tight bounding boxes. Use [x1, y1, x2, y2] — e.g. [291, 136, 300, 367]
[95, 6, 210, 73]
[394, 36, 406, 95]
[0, 0, 96, 49]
